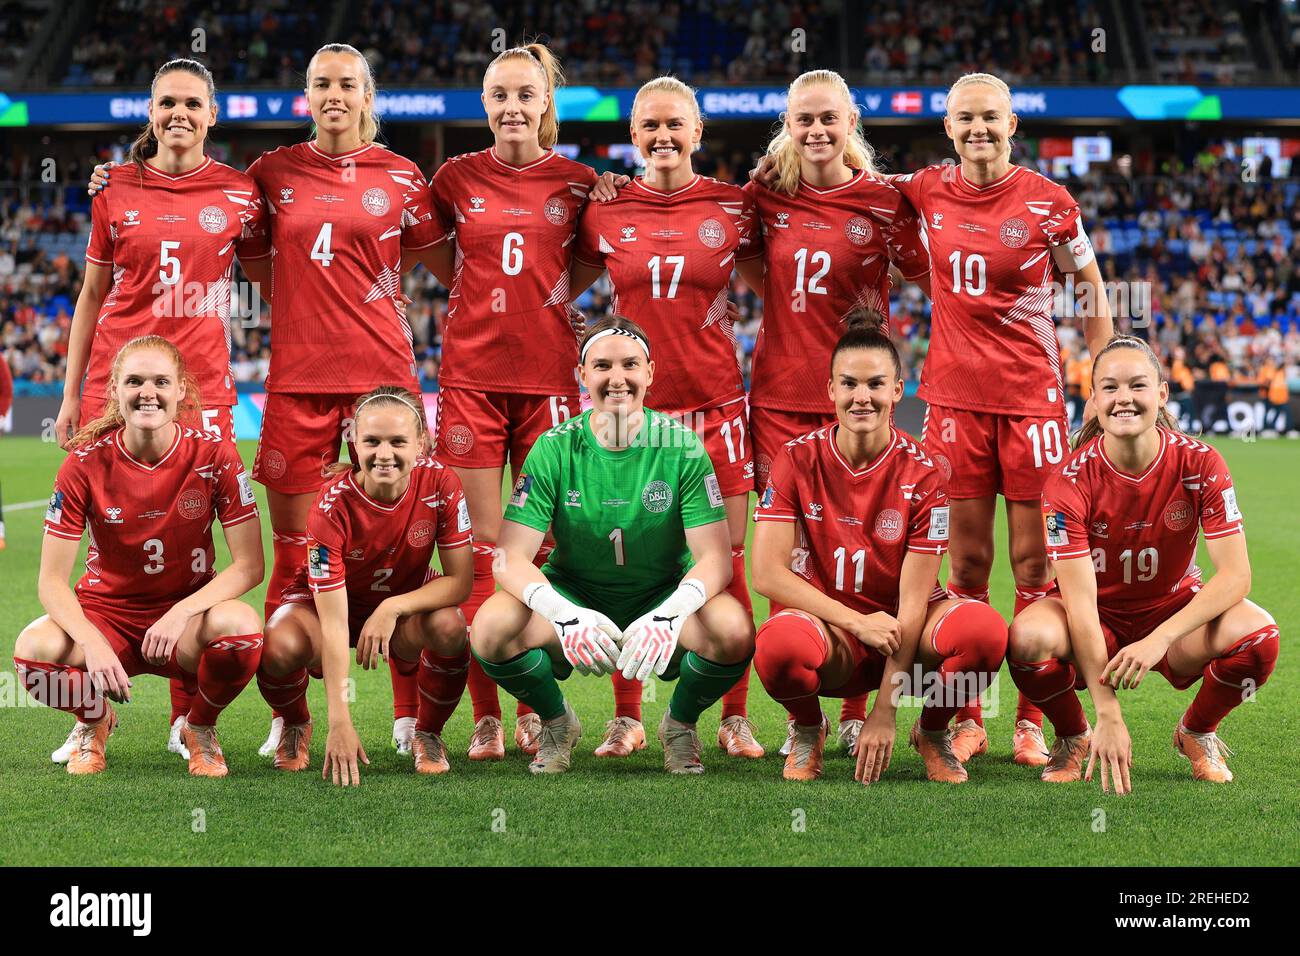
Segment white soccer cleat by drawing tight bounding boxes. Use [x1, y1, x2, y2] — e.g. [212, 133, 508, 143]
[529, 702, 582, 775]
[167, 715, 191, 760]
[657, 711, 705, 775]
[51, 721, 86, 764]
[392, 715, 417, 756]
[837, 718, 865, 756]
[258, 715, 285, 758]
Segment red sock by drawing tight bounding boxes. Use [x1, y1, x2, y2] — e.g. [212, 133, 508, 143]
[463, 542, 501, 721]
[257, 666, 311, 725]
[753, 612, 825, 726]
[1009, 657, 1087, 737]
[15, 657, 104, 722]
[416, 648, 470, 734]
[719, 548, 753, 718]
[1010, 586, 1051, 727]
[944, 582, 990, 722]
[266, 528, 308, 622]
[389, 653, 418, 721]
[1183, 624, 1279, 733]
[611, 671, 643, 720]
[921, 601, 1007, 732]
[169, 676, 196, 725]
[188, 634, 263, 726]
[839, 695, 868, 723]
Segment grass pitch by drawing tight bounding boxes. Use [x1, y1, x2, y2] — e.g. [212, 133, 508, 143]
[1, 436, 1297, 866]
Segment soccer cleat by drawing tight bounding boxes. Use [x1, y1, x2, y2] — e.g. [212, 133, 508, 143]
[1013, 718, 1050, 767]
[909, 720, 968, 784]
[413, 730, 451, 775]
[657, 712, 705, 775]
[594, 717, 647, 757]
[66, 706, 117, 776]
[1040, 725, 1091, 783]
[837, 718, 865, 756]
[515, 713, 543, 756]
[52, 718, 110, 764]
[258, 715, 285, 758]
[778, 717, 796, 757]
[182, 722, 229, 778]
[392, 715, 416, 756]
[467, 715, 506, 761]
[717, 715, 765, 758]
[1174, 722, 1234, 783]
[949, 718, 988, 764]
[167, 715, 191, 760]
[273, 721, 313, 772]
[783, 716, 828, 781]
[528, 702, 582, 775]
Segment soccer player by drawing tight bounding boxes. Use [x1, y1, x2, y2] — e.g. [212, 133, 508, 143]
[257, 386, 473, 785]
[1008, 336, 1278, 791]
[470, 316, 755, 775]
[751, 313, 1007, 783]
[15, 335, 264, 777]
[58, 59, 268, 758]
[569, 76, 767, 760]
[735, 69, 931, 758]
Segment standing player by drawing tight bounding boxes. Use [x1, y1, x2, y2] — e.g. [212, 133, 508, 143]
[59, 59, 267, 758]
[735, 69, 931, 757]
[15, 335, 264, 776]
[1008, 336, 1278, 792]
[257, 387, 473, 785]
[470, 317, 755, 775]
[569, 76, 767, 760]
[751, 313, 1007, 783]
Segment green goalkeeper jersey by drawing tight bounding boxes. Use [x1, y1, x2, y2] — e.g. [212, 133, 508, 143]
[505, 409, 726, 606]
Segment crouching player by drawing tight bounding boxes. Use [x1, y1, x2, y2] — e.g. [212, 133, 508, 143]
[471, 317, 755, 775]
[1009, 336, 1278, 792]
[257, 387, 473, 785]
[751, 314, 1008, 784]
[16, 335, 264, 777]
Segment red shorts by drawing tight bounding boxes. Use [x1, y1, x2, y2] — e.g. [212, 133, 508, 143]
[80, 400, 234, 444]
[922, 403, 1069, 500]
[749, 406, 833, 493]
[435, 386, 579, 470]
[282, 568, 440, 647]
[253, 393, 359, 495]
[664, 398, 753, 499]
[1090, 582, 1201, 690]
[81, 601, 188, 681]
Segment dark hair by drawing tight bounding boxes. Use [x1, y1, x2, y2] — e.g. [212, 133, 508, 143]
[1072, 334, 1182, 448]
[128, 60, 216, 175]
[578, 314, 652, 362]
[830, 308, 901, 379]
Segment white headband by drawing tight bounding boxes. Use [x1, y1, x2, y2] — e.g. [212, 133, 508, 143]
[580, 327, 651, 365]
[354, 393, 424, 423]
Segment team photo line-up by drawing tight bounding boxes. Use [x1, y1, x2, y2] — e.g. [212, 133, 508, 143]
[13, 40, 1278, 792]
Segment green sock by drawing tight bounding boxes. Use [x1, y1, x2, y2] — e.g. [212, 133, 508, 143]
[474, 649, 566, 721]
[669, 653, 749, 724]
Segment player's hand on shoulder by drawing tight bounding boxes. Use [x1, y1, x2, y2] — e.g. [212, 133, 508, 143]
[847, 611, 902, 655]
[323, 721, 369, 787]
[1086, 714, 1132, 796]
[83, 637, 132, 703]
[591, 170, 630, 203]
[853, 710, 896, 785]
[141, 605, 193, 666]
[88, 161, 116, 196]
[355, 605, 398, 671]
[748, 154, 779, 189]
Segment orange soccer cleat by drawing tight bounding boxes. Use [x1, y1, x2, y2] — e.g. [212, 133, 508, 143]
[1013, 718, 1050, 766]
[515, 713, 542, 756]
[183, 722, 229, 778]
[467, 716, 506, 761]
[66, 705, 117, 776]
[717, 715, 765, 759]
[413, 730, 451, 775]
[273, 721, 313, 772]
[1174, 722, 1234, 783]
[1040, 725, 1091, 783]
[948, 718, 988, 763]
[909, 720, 968, 784]
[594, 717, 646, 757]
[782, 716, 827, 782]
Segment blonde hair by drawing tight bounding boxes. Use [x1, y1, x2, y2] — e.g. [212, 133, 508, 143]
[129, 59, 216, 176]
[71, 335, 201, 448]
[485, 43, 563, 150]
[945, 72, 1015, 160]
[327, 385, 430, 476]
[1072, 335, 1182, 449]
[308, 43, 379, 144]
[631, 75, 703, 131]
[765, 70, 881, 197]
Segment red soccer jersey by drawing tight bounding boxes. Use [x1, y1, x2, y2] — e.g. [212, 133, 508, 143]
[574, 174, 762, 412]
[43, 426, 259, 610]
[430, 148, 598, 394]
[294, 458, 472, 609]
[245, 141, 441, 394]
[744, 172, 929, 414]
[84, 157, 268, 407]
[1042, 429, 1243, 611]
[754, 424, 950, 616]
[889, 164, 1095, 417]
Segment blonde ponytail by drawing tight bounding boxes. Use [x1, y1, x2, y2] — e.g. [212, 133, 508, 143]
[485, 43, 565, 149]
[309, 43, 380, 144]
[765, 70, 880, 196]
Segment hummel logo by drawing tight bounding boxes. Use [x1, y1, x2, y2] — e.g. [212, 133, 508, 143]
[620, 226, 637, 241]
[105, 507, 121, 520]
[930, 212, 943, 229]
[469, 196, 486, 212]
[279, 187, 294, 203]
[123, 210, 140, 226]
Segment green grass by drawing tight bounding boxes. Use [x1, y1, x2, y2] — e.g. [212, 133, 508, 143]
[1, 436, 1297, 866]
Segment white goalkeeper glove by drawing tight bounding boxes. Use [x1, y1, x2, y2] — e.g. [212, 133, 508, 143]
[524, 583, 622, 677]
[617, 579, 708, 682]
